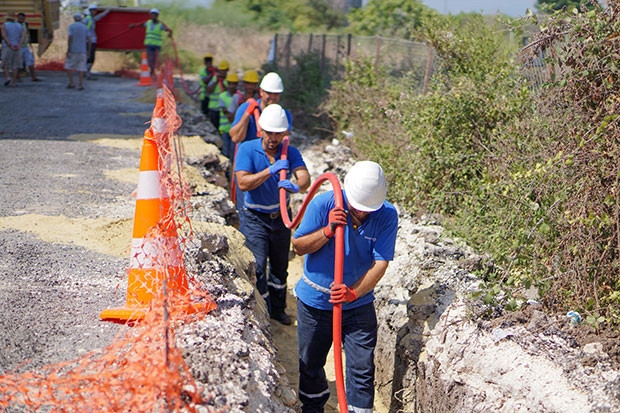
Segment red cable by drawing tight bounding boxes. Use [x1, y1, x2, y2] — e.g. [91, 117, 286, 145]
[278, 137, 348, 412]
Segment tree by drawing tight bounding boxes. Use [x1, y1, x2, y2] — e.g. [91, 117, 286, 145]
[345, 0, 437, 39]
[535, 0, 598, 13]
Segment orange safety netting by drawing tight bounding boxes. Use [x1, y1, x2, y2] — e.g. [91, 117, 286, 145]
[0, 70, 216, 412]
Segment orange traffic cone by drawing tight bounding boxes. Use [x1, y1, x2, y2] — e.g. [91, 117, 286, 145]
[136, 51, 152, 87]
[100, 129, 214, 323]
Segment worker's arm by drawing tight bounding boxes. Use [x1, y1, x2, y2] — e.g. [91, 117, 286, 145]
[230, 112, 250, 143]
[292, 206, 347, 256]
[292, 167, 311, 193]
[66, 34, 72, 53]
[87, 36, 92, 57]
[349, 260, 389, 298]
[235, 159, 289, 192]
[292, 228, 330, 256]
[235, 169, 270, 192]
[94, 8, 111, 21]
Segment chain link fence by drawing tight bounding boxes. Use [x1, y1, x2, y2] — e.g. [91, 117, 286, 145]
[270, 33, 440, 94]
[270, 32, 553, 93]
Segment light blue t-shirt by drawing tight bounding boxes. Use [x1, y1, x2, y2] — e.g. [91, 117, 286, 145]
[293, 190, 398, 310]
[234, 139, 306, 213]
[68, 22, 89, 53]
[2, 21, 23, 47]
[231, 100, 293, 143]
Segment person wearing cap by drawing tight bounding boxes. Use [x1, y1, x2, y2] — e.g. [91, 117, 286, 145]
[230, 71, 290, 146]
[1, 11, 25, 87]
[227, 69, 260, 120]
[205, 60, 229, 130]
[198, 53, 216, 117]
[234, 104, 311, 325]
[291, 161, 398, 412]
[65, 12, 91, 90]
[218, 72, 242, 159]
[128, 8, 172, 79]
[82, 4, 111, 80]
[17, 13, 41, 82]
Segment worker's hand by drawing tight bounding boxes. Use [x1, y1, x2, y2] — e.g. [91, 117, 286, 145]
[278, 179, 299, 193]
[268, 159, 289, 176]
[329, 284, 357, 304]
[245, 98, 259, 115]
[323, 207, 347, 239]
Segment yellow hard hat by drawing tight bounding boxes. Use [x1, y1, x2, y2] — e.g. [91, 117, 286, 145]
[204, 53, 213, 60]
[242, 70, 259, 83]
[218, 60, 229, 70]
[226, 73, 239, 83]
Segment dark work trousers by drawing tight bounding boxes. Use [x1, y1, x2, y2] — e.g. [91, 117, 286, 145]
[240, 208, 291, 315]
[297, 299, 377, 413]
[201, 98, 209, 117]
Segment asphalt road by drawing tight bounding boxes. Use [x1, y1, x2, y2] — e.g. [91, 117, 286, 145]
[0, 70, 157, 374]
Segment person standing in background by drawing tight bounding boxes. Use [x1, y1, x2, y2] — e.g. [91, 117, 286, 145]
[65, 12, 91, 90]
[129, 8, 172, 80]
[218, 72, 242, 159]
[206, 60, 229, 131]
[198, 53, 216, 117]
[83, 4, 110, 80]
[17, 13, 40, 81]
[1, 11, 24, 87]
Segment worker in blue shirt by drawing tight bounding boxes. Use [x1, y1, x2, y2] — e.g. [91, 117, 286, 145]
[229, 72, 292, 217]
[292, 161, 399, 412]
[235, 104, 311, 325]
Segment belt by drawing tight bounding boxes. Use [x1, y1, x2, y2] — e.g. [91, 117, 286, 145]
[247, 208, 280, 219]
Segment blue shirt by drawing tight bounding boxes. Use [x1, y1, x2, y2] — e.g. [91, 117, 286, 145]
[68, 21, 89, 53]
[294, 191, 398, 311]
[2, 21, 22, 47]
[234, 139, 306, 213]
[232, 100, 293, 143]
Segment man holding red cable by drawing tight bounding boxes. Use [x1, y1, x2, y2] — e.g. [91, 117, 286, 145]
[292, 161, 398, 412]
[235, 104, 310, 325]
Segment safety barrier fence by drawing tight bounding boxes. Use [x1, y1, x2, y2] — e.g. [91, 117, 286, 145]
[0, 64, 217, 412]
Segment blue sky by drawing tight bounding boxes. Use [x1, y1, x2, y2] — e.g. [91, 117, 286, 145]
[421, 0, 536, 17]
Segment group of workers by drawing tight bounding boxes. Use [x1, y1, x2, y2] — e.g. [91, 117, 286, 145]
[5, 5, 400, 411]
[211, 57, 399, 411]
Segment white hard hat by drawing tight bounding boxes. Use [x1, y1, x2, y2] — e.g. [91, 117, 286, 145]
[258, 104, 289, 133]
[88, 4, 97, 10]
[260, 72, 284, 93]
[344, 161, 387, 212]
[149, 8, 160, 15]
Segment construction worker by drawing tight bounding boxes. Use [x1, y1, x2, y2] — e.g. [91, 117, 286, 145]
[1, 11, 24, 87]
[82, 4, 111, 80]
[291, 161, 398, 412]
[227, 69, 260, 120]
[230, 71, 291, 216]
[198, 53, 216, 117]
[206, 60, 229, 130]
[218, 72, 242, 159]
[128, 8, 172, 79]
[230, 72, 290, 145]
[17, 13, 40, 81]
[234, 104, 311, 325]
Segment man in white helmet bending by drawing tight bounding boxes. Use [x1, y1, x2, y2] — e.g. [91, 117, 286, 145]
[234, 104, 310, 325]
[291, 161, 398, 412]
